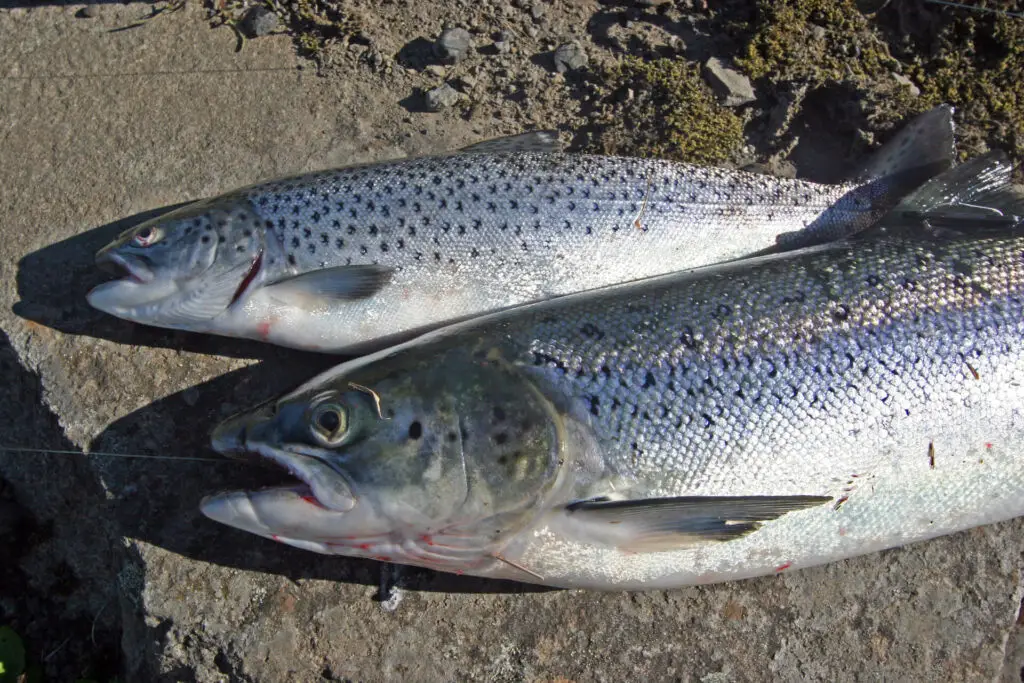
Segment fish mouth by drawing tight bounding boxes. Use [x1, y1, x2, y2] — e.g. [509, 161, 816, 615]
[95, 250, 154, 285]
[209, 412, 357, 513]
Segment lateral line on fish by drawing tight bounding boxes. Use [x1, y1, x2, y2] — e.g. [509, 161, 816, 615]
[0, 446, 236, 463]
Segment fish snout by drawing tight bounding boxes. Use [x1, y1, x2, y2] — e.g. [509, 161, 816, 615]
[210, 399, 277, 458]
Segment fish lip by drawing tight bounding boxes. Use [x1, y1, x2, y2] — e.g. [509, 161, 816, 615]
[96, 250, 154, 284]
[210, 410, 357, 512]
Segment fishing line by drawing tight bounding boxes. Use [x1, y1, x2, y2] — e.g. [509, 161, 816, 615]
[0, 446, 236, 463]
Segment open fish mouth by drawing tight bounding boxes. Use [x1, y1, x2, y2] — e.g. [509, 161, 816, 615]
[207, 412, 358, 513]
[95, 250, 154, 284]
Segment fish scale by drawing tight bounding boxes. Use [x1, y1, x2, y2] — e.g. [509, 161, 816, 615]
[247, 152, 868, 277]
[89, 106, 956, 353]
[224, 152, 893, 351]
[200, 154, 1024, 589]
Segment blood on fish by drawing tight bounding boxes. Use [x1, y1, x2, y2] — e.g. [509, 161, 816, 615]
[271, 534, 281, 542]
[301, 494, 327, 509]
[257, 320, 273, 340]
[358, 543, 371, 550]
[775, 562, 791, 573]
[421, 534, 435, 546]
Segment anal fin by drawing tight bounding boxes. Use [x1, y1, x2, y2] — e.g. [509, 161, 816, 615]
[559, 495, 831, 553]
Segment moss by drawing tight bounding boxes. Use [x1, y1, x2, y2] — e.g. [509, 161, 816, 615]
[737, 0, 900, 85]
[901, 11, 1024, 165]
[589, 57, 746, 165]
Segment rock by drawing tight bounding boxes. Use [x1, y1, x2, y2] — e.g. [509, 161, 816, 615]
[703, 57, 756, 107]
[809, 24, 827, 40]
[425, 64, 447, 78]
[553, 42, 587, 73]
[530, 2, 547, 21]
[425, 83, 461, 111]
[893, 73, 920, 97]
[527, 26, 539, 38]
[435, 27, 472, 64]
[77, 4, 98, 18]
[240, 6, 279, 38]
[454, 75, 477, 91]
[495, 30, 514, 54]
[636, 0, 671, 5]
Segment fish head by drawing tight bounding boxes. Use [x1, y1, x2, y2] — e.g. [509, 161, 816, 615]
[86, 198, 265, 330]
[201, 346, 567, 572]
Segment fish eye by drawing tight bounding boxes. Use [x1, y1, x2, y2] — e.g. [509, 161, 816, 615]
[310, 402, 348, 446]
[131, 225, 163, 248]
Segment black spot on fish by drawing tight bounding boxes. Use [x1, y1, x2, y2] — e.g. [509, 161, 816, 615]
[408, 421, 422, 440]
[589, 396, 601, 417]
[287, 254, 296, 265]
[291, 237, 300, 248]
[201, 235, 210, 244]
[493, 432, 508, 445]
[380, 242, 389, 252]
[642, 372, 656, 389]
[320, 233, 329, 245]
[360, 245, 368, 255]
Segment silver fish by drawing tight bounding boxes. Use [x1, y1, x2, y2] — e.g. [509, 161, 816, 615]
[200, 154, 1024, 590]
[87, 106, 954, 354]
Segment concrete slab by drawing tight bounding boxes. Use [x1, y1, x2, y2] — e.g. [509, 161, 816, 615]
[1, 2, 1022, 681]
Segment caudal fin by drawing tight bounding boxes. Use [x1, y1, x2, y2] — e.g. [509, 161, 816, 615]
[878, 151, 1024, 233]
[773, 104, 957, 252]
[851, 104, 956, 187]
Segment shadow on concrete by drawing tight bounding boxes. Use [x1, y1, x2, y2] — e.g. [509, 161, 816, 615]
[0, 329, 125, 681]
[87, 357, 553, 596]
[13, 203, 300, 361]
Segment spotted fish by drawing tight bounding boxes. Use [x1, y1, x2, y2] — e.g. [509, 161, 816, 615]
[88, 106, 955, 353]
[200, 153, 1024, 589]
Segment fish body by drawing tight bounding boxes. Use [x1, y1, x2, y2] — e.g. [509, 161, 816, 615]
[201, 155, 1024, 590]
[88, 107, 954, 353]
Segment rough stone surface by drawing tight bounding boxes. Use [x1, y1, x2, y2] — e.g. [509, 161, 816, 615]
[425, 82, 461, 111]
[435, 27, 472, 64]
[240, 6, 279, 39]
[704, 56, 757, 107]
[0, 2, 1022, 682]
[553, 41, 587, 73]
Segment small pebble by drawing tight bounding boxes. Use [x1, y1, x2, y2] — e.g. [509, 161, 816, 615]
[240, 6, 279, 38]
[425, 64, 447, 78]
[455, 75, 477, 91]
[703, 57, 756, 107]
[553, 42, 588, 73]
[78, 4, 98, 18]
[893, 73, 920, 97]
[530, 2, 547, 20]
[435, 27, 473, 64]
[425, 83, 462, 111]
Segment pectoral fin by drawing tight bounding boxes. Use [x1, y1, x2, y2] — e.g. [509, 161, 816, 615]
[559, 495, 831, 552]
[458, 130, 561, 154]
[262, 265, 393, 308]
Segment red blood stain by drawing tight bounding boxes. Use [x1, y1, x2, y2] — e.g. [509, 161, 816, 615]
[358, 543, 371, 550]
[374, 556, 392, 562]
[838, 528, 847, 536]
[421, 534, 435, 546]
[986, 443, 993, 449]
[257, 320, 272, 340]
[301, 495, 327, 509]
[775, 562, 791, 573]
[271, 534, 281, 542]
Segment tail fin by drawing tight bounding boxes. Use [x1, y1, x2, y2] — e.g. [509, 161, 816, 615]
[773, 104, 958, 252]
[851, 104, 956, 187]
[878, 151, 1024, 234]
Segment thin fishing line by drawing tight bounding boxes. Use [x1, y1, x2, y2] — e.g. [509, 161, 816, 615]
[0, 446, 235, 463]
[925, 0, 1024, 19]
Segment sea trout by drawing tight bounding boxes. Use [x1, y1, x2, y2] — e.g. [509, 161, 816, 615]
[199, 153, 1024, 590]
[87, 106, 954, 354]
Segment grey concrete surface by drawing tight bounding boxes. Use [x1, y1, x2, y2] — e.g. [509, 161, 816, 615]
[1, 2, 1023, 681]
